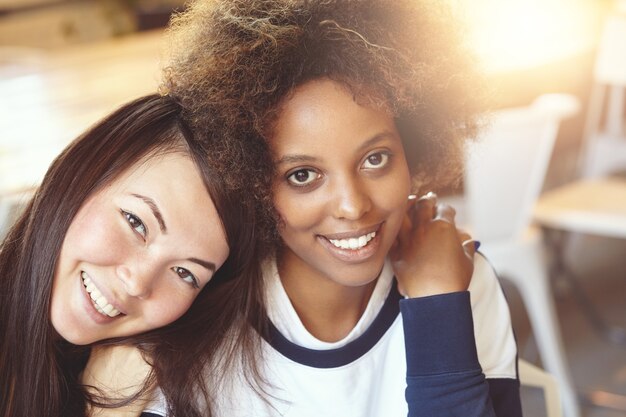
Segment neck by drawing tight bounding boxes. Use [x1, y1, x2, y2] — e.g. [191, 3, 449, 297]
[277, 252, 378, 343]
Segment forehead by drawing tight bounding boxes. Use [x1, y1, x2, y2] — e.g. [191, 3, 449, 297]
[101, 152, 210, 216]
[271, 79, 398, 154]
[278, 79, 389, 118]
[109, 152, 210, 207]
[109, 148, 188, 183]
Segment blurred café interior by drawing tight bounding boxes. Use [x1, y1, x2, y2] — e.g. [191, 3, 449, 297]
[0, 0, 625, 416]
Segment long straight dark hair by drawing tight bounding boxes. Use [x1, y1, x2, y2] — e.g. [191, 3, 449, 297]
[0, 94, 266, 417]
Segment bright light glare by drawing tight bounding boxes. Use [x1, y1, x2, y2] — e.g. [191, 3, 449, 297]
[457, 0, 603, 73]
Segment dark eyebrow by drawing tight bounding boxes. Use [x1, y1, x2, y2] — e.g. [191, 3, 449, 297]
[356, 131, 398, 153]
[275, 154, 318, 166]
[275, 131, 397, 166]
[131, 193, 167, 233]
[188, 257, 217, 273]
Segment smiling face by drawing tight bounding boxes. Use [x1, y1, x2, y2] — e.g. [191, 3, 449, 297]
[50, 151, 230, 345]
[271, 79, 412, 290]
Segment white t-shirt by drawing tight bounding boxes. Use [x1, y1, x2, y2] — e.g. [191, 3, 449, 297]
[143, 254, 518, 417]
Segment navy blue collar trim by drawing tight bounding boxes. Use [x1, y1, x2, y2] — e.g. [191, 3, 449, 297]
[263, 280, 401, 368]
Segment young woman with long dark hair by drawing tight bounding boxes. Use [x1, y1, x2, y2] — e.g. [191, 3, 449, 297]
[0, 93, 265, 417]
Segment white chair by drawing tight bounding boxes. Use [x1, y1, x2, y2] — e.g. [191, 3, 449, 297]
[460, 94, 582, 417]
[578, 12, 626, 178]
[519, 359, 562, 417]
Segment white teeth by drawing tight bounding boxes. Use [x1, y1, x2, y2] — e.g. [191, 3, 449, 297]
[329, 231, 376, 250]
[95, 296, 108, 308]
[81, 272, 121, 318]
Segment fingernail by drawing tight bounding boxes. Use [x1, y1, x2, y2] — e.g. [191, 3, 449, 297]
[416, 191, 437, 202]
[474, 241, 481, 251]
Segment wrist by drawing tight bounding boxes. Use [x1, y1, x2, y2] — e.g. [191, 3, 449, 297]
[404, 284, 467, 298]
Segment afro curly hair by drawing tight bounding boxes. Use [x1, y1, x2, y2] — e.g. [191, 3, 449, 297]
[163, 0, 487, 248]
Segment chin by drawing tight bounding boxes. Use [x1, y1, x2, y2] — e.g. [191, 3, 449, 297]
[51, 315, 98, 345]
[55, 327, 94, 345]
[329, 262, 386, 287]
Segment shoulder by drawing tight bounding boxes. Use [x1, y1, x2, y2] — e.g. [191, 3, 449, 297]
[469, 253, 518, 378]
[468, 253, 511, 319]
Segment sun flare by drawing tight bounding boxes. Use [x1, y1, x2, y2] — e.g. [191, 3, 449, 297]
[456, 0, 606, 72]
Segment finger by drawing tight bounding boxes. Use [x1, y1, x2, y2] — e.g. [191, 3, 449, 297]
[457, 227, 477, 259]
[413, 192, 437, 225]
[461, 238, 478, 259]
[457, 230, 471, 244]
[416, 191, 437, 202]
[433, 202, 456, 225]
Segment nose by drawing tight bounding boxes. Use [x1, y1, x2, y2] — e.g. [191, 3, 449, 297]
[331, 176, 372, 220]
[116, 263, 155, 299]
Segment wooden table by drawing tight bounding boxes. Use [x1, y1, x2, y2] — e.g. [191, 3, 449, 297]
[0, 29, 165, 194]
[534, 177, 626, 239]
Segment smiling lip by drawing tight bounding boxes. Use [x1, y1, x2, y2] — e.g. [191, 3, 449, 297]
[317, 224, 383, 263]
[79, 272, 125, 324]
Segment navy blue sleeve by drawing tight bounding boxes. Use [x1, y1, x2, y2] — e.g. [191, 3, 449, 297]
[401, 291, 521, 417]
[488, 378, 522, 417]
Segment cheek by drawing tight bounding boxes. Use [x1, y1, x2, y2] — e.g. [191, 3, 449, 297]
[145, 293, 195, 329]
[63, 207, 126, 264]
[378, 165, 412, 213]
[273, 186, 321, 232]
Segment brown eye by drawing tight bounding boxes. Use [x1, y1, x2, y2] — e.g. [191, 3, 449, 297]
[363, 152, 389, 169]
[121, 210, 147, 239]
[287, 168, 320, 186]
[172, 266, 199, 289]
